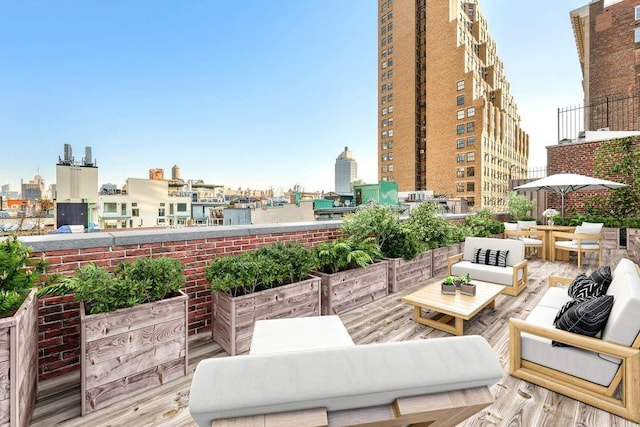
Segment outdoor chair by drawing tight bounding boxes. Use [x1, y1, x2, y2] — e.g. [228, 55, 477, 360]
[516, 220, 538, 230]
[551, 224, 603, 267]
[504, 226, 545, 260]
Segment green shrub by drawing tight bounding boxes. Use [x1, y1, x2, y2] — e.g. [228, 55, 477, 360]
[341, 204, 399, 249]
[381, 223, 422, 260]
[463, 209, 504, 237]
[404, 202, 457, 249]
[506, 192, 535, 221]
[0, 236, 42, 316]
[314, 238, 381, 274]
[38, 256, 186, 315]
[205, 242, 317, 297]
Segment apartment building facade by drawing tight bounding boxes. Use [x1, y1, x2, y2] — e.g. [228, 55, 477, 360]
[377, 0, 529, 209]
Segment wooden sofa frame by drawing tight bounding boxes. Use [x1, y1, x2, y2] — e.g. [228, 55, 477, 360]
[504, 229, 546, 260]
[509, 276, 640, 423]
[551, 231, 603, 268]
[447, 254, 527, 297]
[211, 387, 495, 427]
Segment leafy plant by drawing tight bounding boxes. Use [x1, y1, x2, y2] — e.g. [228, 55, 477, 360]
[38, 257, 186, 314]
[443, 274, 470, 286]
[314, 238, 381, 274]
[507, 192, 535, 221]
[463, 209, 504, 237]
[0, 236, 42, 316]
[380, 222, 422, 260]
[341, 204, 399, 249]
[205, 242, 317, 297]
[404, 202, 458, 249]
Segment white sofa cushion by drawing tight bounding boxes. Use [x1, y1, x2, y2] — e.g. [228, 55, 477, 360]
[536, 286, 573, 310]
[602, 269, 640, 349]
[189, 336, 502, 426]
[462, 237, 525, 267]
[556, 240, 600, 251]
[451, 261, 521, 287]
[521, 304, 620, 387]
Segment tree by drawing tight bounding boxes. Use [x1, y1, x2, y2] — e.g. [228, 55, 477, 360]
[506, 191, 535, 221]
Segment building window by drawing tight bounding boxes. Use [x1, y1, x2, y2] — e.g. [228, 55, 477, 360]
[467, 182, 475, 192]
[104, 203, 117, 214]
[456, 124, 464, 134]
[387, 93, 393, 101]
[467, 122, 475, 132]
[388, 164, 394, 171]
[382, 38, 387, 46]
[388, 152, 393, 160]
[467, 152, 475, 161]
[456, 168, 465, 178]
[132, 208, 139, 217]
[467, 107, 475, 117]
[388, 117, 393, 126]
[388, 23, 393, 31]
[387, 34, 393, 43]
[381, 84, 387, 93]
[381, 27, 387, 35]
[382, 119, 388, 127]
[467, 167, 475, 177]
[388, 140, 393, 148]
[121, 203, 127, 215]
[388, 46, 393, 55]
[457, 110, 464, 120]
[636, 5, 640, 20]
[381, 73, 387, 81]
[381, 15, 387, 23]
[456, 153, 465, 163]
[387, 82, 393, 90]
[456, 80, 464, 90]
[382, 60, 388, 69]
[158, 207, 165, 217]
[456, 95, 465, 105]
[456, 138, 465, 149]
[382, 165, 388, 172]
[456, 183, 465, 192]
[635, 27, 640, 43]
[382, 154, 388, 161]
[388, 105, 393, 113]
[382, 130, 388, 138]
[169, 204, 175, 215]
[382, 107, 388, 115]
[387, 69, 393, 78]
[382, 142, 388, 149]
[467, 197, 475, 207]
[467, 136, 475, 145]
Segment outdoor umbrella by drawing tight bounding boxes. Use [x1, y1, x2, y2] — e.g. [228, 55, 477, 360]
[513, 172, 628, 224]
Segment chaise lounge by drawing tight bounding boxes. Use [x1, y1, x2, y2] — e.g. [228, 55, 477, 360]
[189, 316, 503, 427]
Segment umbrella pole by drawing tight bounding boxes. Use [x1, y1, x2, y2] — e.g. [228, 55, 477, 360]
[561, 192, 565, 225]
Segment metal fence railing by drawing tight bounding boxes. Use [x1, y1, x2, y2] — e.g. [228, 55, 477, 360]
[558, 92, 640, 141]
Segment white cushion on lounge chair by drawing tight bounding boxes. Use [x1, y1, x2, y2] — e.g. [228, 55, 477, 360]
[451, 261, 522, 286]
[189, 336, 502, 426]
[522, 237, 543, 246]
[556, 240, 600, 251]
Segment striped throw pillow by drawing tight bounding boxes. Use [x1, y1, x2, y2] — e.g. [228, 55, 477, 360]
[472, 248, 509, 267]
[568, 273, 606, 301]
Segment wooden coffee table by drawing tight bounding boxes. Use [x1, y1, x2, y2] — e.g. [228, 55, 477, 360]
[402, 280, 503, 336]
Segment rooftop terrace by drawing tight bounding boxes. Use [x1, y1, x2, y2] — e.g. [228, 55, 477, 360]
[28, 247, 637, 427]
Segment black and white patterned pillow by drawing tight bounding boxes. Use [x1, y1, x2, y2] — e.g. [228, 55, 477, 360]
[552, 295, 614, 347]
[553, 299, 580, 327]
[568, 273, 606, 301]
[472, 248, 509, 267]
[589, 266, 612, 292]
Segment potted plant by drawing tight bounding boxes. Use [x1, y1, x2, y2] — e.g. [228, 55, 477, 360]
[441, 276, 457, 295]
[542, 208, 559, 226]
[342, 204, 425, 293]
[313, 237, 387, 315]
[0, 236, 43, 427]
[38, 256, 188, 415]
[206, 242, 320, 355]
[507, 191, 535, 222]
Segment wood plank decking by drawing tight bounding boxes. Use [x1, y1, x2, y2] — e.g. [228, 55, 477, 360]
[30, 249, 639, 427]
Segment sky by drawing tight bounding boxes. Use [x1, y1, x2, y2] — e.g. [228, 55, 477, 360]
[1, 0, 588, 195]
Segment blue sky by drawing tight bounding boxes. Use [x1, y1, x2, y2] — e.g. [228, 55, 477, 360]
[1, 0, 586, 194]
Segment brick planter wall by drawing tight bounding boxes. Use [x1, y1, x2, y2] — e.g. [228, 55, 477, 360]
[21, 221, 342, 380]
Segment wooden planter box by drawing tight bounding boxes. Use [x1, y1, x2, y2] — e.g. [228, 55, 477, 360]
[602, 227, 620, 249]
[80, 290, 188, 415]
[212, 276, 321, 356]
[432, 244, 461, 277]
[387, 250, 433, 293]
[0, 289, 38, 427]
[315, 261, 388, 315]
[628, 228, 640, 264]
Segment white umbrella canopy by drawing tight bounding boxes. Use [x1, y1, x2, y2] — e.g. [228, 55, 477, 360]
[513, 173, 628, 223]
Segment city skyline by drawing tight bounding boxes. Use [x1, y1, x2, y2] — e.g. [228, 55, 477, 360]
[1, 0, 586, 194]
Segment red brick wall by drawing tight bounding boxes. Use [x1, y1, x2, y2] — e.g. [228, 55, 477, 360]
[31, 225, 341, 380]
[547, 137, 638, 214]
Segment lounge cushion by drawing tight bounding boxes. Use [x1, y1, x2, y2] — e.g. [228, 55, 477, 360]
[553, 295, 614, 347]
[462, 237, 524, 267]
[556, 241, 600, 251]
[601, 268, 640, 351]
[536, 286, 573, 310]
[521, 304, 620, 387]
[569, 225, 602, 245]
[189, 336, 502, 426]
[451, 260, 522, 287]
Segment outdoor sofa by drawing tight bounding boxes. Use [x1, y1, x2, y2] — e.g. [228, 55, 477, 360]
[189, 316, 503, 426]
[509, 258, 640, 422]
[448, 236, 528, 296]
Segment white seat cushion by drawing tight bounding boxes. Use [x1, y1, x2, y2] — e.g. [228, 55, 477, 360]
[250, 316, 354, 355]
[451, 260, 521, 287]
[536, 286, 572, 310]
[462, 237, 525, 266]
[522, 237, 542, 246]
[556, 241, 600, 251]
[521, 304, 619, 387]
[189, 336, 503, 426]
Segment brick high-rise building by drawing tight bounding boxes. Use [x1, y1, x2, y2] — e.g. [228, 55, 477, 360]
[377, 0, 529, 209]
[570, 0, 640, 131]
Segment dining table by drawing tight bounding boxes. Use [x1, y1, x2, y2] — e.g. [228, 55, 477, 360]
[530, 224, 576, 261]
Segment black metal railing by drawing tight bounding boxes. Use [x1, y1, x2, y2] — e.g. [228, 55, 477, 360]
[558, 92, 640, 141]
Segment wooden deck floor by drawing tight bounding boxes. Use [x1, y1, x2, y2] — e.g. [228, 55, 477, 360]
[30, 249, 639, 427]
